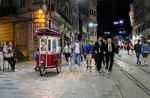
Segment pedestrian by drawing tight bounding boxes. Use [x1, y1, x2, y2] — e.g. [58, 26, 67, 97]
[105, 38, 116, 72]
[63, 42, 72, 65]
[94, 37, 104, 72]
[102, 38, 107, 66]
[127, 43, 130, 55]
[84, 40, 93, 70]
[73, 38, 83, 69]
[134, 40, 141, 65]
[34, 48, 39, 71]
[141, 40, 150, 65]
[93, 39, 98, 66]
[3, 42, 17, 71]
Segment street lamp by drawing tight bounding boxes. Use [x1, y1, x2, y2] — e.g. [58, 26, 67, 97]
[77, 0, 85, 40]
[119, 20, 124, 24]
[113, 20, 124, 25]
[38, 9, 43, 14]
[88, 22, 98, 40]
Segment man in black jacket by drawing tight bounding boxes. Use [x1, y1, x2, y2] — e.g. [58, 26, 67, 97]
[94, 37, 104, 72]
[134, 40, 141, 65]
[105, 38, 116, 72]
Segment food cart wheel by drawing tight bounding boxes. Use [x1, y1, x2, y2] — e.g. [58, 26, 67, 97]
[34, 67, 39, 71]
[39, 66, 45, 76]
[56, 64, 61, 73]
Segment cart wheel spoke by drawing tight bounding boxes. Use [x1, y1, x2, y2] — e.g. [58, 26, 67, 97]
[39, 67, 45, 76]
[56, 64, 61, 73]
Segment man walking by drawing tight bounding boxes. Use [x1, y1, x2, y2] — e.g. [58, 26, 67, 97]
[94, 37, 104, 72]
[84, 40, 93, 70]
[134, 40, 141, 65]
[105, 38, 116, 72]
[73, 38, 82, 69]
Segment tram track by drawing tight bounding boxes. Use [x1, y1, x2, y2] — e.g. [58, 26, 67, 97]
[115, 56, 150, 75]
[114, 62, 150, 97]
[111, 73, 127, 98]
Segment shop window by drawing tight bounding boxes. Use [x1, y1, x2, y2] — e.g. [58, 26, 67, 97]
[20, 0, 26, 8]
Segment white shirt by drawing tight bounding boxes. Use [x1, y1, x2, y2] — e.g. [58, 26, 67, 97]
[3, 45, 13, 58]
[74, 42, 80, 53]
[108, 43, 112, 52]
[63, 45, 71, 53]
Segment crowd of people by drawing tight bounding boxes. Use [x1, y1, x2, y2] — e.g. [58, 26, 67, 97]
[134, 39, 150, 65]
[2, 37, 149, 73]
[63, 37, 118, 72]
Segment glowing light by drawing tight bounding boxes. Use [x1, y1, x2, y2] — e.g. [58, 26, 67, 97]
[38, 9, 43, 14]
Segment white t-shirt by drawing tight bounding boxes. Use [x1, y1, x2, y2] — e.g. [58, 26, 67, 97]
[63, 45, 71, 53]
[3, 46, 13, 58]
[74, 42, 80, 53]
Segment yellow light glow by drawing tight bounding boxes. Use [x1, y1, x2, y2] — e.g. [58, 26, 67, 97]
[38, 9, 43, 14]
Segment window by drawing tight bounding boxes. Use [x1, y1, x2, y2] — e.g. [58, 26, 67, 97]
[20, 0, 26, 8]
[40, 38, 47, 51]
[48, 39, 51, 51]
[52, 39, 56, 52]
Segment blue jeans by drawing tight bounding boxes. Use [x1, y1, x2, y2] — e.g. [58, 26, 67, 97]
[75, 53, 81, 66]
[136, 52, 140, 60]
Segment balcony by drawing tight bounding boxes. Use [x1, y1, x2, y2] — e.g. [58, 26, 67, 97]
[0, 6, 17, 17]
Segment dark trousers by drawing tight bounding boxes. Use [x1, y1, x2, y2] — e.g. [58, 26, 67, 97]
[103, 54, 106, 65]
[94, 53, 98, 65]
[65, 53, 70, 62]
[96, 53, 103, 71]
[106, 52, 114, 71]
[4, 57, 16, 70]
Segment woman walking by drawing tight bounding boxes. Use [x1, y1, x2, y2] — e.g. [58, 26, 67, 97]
[63, 42, 72, 65]
[141, 40, 150, 65]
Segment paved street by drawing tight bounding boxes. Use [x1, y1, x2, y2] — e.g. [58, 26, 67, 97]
[0, 59, 121, 98]
[114, 50, 150, 98]
[0, 52, 150, 98]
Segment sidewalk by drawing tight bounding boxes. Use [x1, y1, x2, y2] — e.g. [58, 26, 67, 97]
[0, 59, 121, 98]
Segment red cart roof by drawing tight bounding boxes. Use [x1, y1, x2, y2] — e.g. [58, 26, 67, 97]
[34, 29, 61, 36]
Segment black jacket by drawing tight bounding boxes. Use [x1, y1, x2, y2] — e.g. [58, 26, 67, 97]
[104, 42, 116, 54]
[93, 41, 104, 54]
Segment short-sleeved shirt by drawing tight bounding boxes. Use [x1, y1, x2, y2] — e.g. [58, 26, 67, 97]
[74, 42, 80, 53]
[84, 44, 92, 54]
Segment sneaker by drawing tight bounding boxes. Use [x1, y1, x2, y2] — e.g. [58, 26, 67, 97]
[75, 64, 78, 68]
[76, 66, 80, 70]
[14, 69, 19, 72]
[99, 70, 102, 73]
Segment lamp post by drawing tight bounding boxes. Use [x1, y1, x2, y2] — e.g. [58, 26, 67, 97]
[77, 0, 84, 40]
[88, 22, 98, 40]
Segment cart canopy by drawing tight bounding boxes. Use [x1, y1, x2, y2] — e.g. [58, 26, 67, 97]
[35, 29, 61, 36]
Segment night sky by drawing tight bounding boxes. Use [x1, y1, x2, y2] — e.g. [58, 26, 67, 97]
[97, 0, 132, 37]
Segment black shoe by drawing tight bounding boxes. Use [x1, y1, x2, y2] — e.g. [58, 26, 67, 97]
[109, 69, 112, 72]
[139, 61, 141, 65]
[98, 70, 102, 73]
[86, 66, 89, 68]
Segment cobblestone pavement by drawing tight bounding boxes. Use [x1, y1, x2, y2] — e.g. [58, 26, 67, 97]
[0, 59, 121, 98]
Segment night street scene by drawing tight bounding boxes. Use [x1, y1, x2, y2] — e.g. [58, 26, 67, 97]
[1, 0, 150, 98]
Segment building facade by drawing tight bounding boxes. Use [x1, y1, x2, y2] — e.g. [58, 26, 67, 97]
[0, 0, 75, 60]
[0, 0, 97, 60]
[133, 0, 150, 41]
